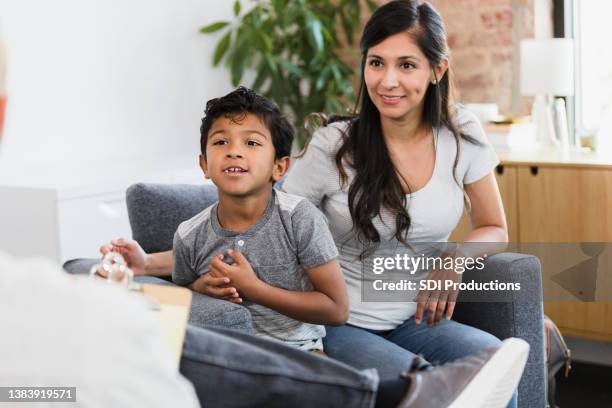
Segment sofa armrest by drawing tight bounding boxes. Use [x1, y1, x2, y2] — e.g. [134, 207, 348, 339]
[62, 258, 174, 283]
[62, 258, 253, 333]
[453, 252, 545, 408]
[62, 258, 99, 275]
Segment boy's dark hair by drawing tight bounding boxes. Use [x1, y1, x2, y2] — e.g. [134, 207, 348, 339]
[200, 86, 294, 159]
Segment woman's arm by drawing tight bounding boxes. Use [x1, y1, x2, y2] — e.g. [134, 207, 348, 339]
[458, 173, 509, 257]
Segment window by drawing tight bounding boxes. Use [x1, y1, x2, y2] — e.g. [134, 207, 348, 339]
[573, 0, 612, 151]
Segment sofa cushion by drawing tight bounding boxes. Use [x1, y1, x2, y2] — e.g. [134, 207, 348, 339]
[126, 183, 218, 253]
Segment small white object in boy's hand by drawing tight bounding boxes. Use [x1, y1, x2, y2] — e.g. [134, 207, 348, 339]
[89, 252, 134, 288]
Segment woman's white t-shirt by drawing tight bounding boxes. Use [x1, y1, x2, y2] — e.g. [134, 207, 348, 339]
[283, 107, 499, 330]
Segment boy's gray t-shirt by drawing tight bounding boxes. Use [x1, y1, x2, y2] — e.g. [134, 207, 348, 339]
[172, 190, 339, 349]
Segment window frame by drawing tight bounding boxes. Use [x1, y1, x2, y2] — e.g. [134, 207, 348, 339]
[553, 0, 576, 144]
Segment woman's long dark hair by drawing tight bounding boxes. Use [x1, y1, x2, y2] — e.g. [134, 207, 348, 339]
[329, 0, 480, 258]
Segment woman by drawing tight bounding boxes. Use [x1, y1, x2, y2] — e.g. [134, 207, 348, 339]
[281, 0, 515, 404]
[102, 1, 516, 406]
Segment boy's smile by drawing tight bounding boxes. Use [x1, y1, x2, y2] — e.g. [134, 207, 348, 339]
[223, 166, 247, 175]
[200, 113, 288, 198]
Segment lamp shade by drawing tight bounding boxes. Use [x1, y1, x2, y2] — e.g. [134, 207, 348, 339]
[520, 39, 575, 96]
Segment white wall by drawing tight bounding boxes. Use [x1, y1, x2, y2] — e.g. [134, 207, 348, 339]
[0, 0, 235, 174]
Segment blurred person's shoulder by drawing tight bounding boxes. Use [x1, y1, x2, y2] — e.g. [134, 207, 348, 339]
[0, 250, 149, 318]
[0, 251, 198, 407]
[0, 250, 162, 359]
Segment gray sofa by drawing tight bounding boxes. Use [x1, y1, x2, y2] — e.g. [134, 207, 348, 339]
[63, 183, 546, 408]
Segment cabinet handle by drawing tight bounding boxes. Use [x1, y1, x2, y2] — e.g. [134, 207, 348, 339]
[530, 166, 539, 176]
[496, 165, 504, 175]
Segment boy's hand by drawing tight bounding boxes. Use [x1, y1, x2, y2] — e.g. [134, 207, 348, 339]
[190, 272, 243, 304]
[99, 238, 147, 276]
[209, 250, 262, 298]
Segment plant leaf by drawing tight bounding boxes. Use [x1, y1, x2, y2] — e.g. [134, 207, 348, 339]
[264, 54, 278, 75]
[271, 0, 284, 15]
[340, 13, 354, 45]
[279, 58, 303, 77]
[330, 63, 342, 84]
[250, 7, 263, 30]
[252, 62, 270, 91]
[233, 0, 241, 16]
[230, 40, 249, 86]
[315, 65, 330, 91]
[257, 33, 273, 53]
[213, 31, 232, 66]
[306, 15, 324, 53]
[200, 21, 229, 33]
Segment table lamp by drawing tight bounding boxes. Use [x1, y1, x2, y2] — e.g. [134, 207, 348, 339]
[520, 38, 574, 149]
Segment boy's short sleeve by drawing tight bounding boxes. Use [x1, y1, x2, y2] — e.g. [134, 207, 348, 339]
[291, 199, 339, 269]
[283, 125, 344, 207]
[172, 232, 198, 286]
[458, 109, 500, 185]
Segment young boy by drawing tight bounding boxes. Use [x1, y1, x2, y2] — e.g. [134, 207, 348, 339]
[172, 87, 348, 351]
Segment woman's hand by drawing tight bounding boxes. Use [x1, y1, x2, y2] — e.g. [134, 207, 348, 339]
[414, 255, 463, 327]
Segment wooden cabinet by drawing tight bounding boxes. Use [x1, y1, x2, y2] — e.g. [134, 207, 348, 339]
[517, 165, 612, 341]
[450, 158, 612, 342]
[517, 166, 612, 242]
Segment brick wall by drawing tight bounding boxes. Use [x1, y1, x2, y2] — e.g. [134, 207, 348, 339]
[433, 0, 523, 115]
[431, 0, 550, 116]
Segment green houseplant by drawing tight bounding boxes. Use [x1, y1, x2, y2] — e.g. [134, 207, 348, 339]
[200, 0, 377, 145]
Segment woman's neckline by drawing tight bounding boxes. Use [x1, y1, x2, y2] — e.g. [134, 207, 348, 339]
[396, 125, 439, 197]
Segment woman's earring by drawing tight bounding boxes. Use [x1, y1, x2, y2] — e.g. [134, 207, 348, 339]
[431, 79, 437, 85]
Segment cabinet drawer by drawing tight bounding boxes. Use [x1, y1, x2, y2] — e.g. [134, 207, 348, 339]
[517, 166, 612, 242]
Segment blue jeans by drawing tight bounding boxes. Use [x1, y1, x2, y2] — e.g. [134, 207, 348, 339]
[180, 325, 379, 408]
[324, 313, 518, 408]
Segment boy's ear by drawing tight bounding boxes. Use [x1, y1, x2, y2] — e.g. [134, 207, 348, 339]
[199, 154, 210, 179]
[272, 156, 291, 182]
